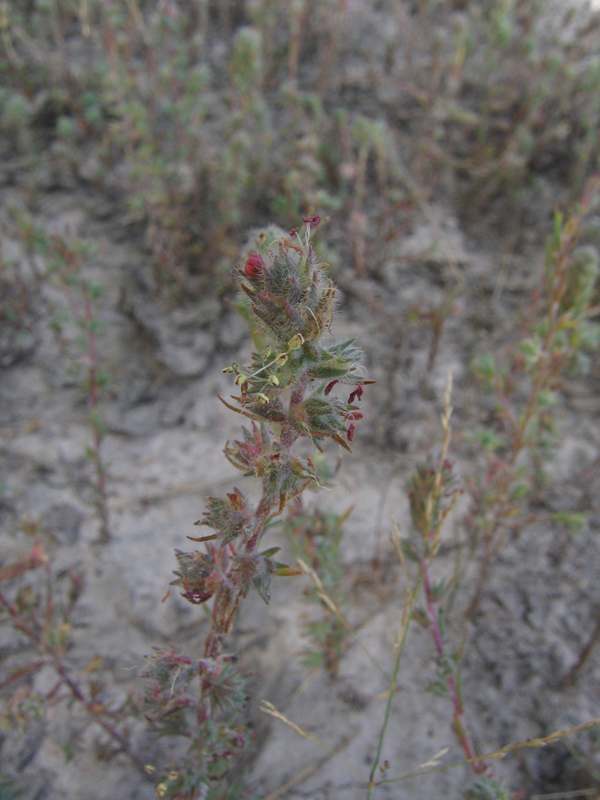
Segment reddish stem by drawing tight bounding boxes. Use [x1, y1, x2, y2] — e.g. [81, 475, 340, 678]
[83, 287, 110, 540]
[63, 278, 110, 540]
[421, 560, 489, 775]
[0, 589, 144, 771]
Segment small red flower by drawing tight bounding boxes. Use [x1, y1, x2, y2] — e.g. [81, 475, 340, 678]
[302, 214, 321, 230]
[324, 379, 339, 396]
[347, 423, 355, 442]
[244, 253, 265, 278]
[348, 385, 363, 404]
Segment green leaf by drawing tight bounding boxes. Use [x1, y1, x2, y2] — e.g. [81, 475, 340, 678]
[519, 337, 542, 369]
[475, 428, 506, 452]
[469, 353, 496, 388]
[537, 390, 556, 408]
[301, 650, 325, 671]
[412, 607, 429, 627]
[87, 280, 104, 300]
[400, 537, 421, 562]
[307, 359, 354, 380]
[511, 483, 529, 501]
[431, 579, 447, 602]
[299, 395, 346, 437]
[260, 547, 281, 558]
[553, 511, 587, 532]
[274, 563, 303, 577]
[426, 678, 450, 698]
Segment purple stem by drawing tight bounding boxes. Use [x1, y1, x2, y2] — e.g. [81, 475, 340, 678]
[421, 558, 489, 775]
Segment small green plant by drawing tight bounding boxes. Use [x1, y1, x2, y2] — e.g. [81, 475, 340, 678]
[355, 377, 508, 799]
[142, 216, 373, 798]
[278, 500, 352, 676]
[465, 177, 600, 615]
[10, 208, 112, 541]
[394, 377, 511, 798]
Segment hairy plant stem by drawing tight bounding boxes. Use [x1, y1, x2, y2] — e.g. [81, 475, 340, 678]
[197, 354, 314, 725]
[198, 400, 301, 722]
[156, 221, 370, 792]
[198, 494, 273, 722]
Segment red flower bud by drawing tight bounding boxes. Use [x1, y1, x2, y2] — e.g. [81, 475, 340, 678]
[347, 423, 355, 442]
[244, 253, 265, 278]
[324, 379, 339, 396]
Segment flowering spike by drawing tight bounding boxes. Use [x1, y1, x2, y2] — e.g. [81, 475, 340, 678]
[145, 218, 372, 792]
